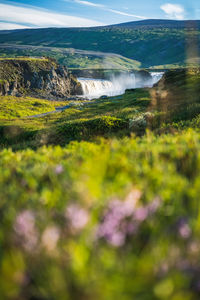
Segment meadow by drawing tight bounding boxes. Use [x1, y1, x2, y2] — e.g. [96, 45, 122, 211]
[1, 68, 200, 299]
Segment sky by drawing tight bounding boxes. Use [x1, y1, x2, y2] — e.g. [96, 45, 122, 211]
[0, 0, 199, 30]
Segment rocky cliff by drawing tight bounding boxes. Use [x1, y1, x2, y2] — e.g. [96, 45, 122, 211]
[0, 58, 83, 99]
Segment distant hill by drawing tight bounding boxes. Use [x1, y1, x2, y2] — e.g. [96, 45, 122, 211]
[0, 44, 141, 70]
[109, 19, 200, 29]
[0, 19, 199, 68]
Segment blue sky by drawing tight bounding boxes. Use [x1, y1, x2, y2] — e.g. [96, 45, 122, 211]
[0, 0, 199, 29]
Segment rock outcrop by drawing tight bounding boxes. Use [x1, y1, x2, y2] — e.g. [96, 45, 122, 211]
[0, 58, 83, 99]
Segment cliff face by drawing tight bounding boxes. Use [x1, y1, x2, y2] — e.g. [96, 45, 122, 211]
[0, 59, 83, 99]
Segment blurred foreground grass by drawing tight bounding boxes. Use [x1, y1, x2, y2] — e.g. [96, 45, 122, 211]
[1, 131, 200, 299]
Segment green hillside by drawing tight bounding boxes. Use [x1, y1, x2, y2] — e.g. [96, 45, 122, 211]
[0, 44, 141, 70]
[0, 19, 200, 67]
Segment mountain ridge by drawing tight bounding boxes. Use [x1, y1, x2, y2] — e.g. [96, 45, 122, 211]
[0, 19, 200, 31]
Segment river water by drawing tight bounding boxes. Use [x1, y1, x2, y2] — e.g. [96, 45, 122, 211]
[78, 72, 164, 99]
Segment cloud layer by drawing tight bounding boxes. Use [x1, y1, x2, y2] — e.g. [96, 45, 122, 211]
[72, 0, 146, 19]
[74, 0, 104, 8]
[160, 3, 185, 20]
[0, 3, 103, 29]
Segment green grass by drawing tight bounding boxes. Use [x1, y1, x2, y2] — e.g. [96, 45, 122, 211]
[1, 68, 200, 299]
[0, 89, 151, 149]
[1, 130, 200, 299]
[0, 96, 68, 119]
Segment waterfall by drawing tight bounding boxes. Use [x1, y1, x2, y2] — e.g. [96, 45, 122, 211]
[150, 72, 164, 85]
[78, 72, 163, 99]
[78, 78, 114, 99]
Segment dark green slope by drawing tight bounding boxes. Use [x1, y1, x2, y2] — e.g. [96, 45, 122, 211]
[0, 19, 200, 67]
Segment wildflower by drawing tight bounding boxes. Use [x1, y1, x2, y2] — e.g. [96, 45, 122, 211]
[108, 231, 125, 247]
[96, 192, 161, 248]
[179, 222, 191, 239]
[14, 210, 38, 251]
[97, 191, 141, 247]
[41, 226, 60, 253]
[55, 164, 64, 174]
[134, 207, 148, 222]
[177, 218, 191, 239]
[66, 204, 89, 231]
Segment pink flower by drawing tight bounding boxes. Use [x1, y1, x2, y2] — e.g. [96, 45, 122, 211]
[134, 207, 148, 221]
[96, 192, 141, 247]
[179, 223, 191, 239]
[96, 192, 161, 248]
[55, 164, 64, 174]
[108, 232, 125, 247]
[66, 204, 89, 231]
[41, 226, 60, 253]
[14, 210, 38, 251]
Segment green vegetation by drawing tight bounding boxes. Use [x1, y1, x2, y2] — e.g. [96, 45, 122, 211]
[1, 129, 200, 299]
[0, 57, 57, 83]
[0, 56, 48, 61]
[0, 46, 141, 70]
[0, 20, 200, 67]
[0, 89, 150, 149]
[1, 67, 200, 299]
[0, 96, 66, 119]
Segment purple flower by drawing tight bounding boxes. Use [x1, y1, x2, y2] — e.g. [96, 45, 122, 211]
[178, 222, 191, 239]
[134, 207, 148, 222]
[96, 192, 141, 247]
[108, 232, 125, 247]
[96, 192, 161, 248]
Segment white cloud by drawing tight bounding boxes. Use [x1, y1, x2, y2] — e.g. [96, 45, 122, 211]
[160, 3, 185, 20]
[108, 9, 145, 19]
[72, 0, 146, 19]
[0, 22, 30, 30]
[0, 3, 104, 29]
[73, 0, 105, 8]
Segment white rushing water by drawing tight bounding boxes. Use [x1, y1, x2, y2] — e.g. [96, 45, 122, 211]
[150, 72, 164, 85]
[78, 72, 164, 99]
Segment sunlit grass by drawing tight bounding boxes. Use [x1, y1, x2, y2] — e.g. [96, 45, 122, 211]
[0, 57, 48, 62]
[0, 96, 67, 120]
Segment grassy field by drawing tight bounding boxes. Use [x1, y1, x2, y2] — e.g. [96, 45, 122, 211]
[0, 96, 67, 119]
[0, 89, 151, 149]
[1, 69, 200, 299]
